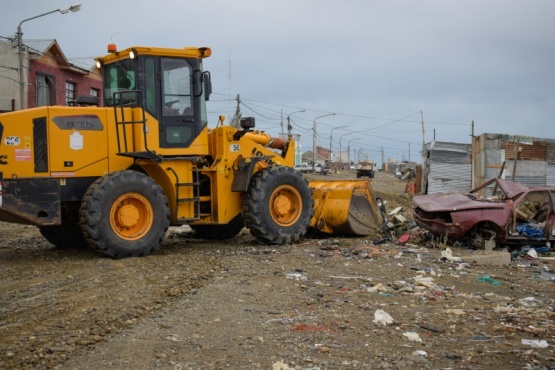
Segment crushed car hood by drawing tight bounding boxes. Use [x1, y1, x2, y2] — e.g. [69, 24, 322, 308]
[413, 192, 506, 212]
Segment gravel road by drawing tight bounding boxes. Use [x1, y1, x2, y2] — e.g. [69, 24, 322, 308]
[0, 172, 553, 369]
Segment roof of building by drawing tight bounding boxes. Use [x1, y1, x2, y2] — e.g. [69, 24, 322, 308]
[25, 39, 95, 73]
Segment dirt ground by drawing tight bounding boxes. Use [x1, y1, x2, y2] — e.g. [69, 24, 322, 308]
[0, 171, 554, 370]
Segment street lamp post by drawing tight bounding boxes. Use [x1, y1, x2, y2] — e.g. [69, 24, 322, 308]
[17, 4, 82, 109]
[339, 132, 352, 171]
[286, 109, 305, 136]
[312, 113, 335, 172]
[347, 138, 360, 173]
[328, 125, 347, 170]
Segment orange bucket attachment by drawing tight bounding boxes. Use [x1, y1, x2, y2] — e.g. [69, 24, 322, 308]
[309, 180, 382, 236]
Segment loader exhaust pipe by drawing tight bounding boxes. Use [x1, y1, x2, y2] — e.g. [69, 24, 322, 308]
[309, 180, 382, 236]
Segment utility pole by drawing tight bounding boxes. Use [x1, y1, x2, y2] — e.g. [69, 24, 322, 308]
[280, 109, 284, 138]
[230, 94, 241, 128]
[420, 110, 427, 195]
[287, 109, 305, 136]
[470, 120, 475, 188]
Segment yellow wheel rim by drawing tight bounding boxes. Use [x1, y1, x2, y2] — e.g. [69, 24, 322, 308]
[109, 192, 153, 240]
[269, 184, 302, 227]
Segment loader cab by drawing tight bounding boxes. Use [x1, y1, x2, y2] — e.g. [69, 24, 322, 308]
[98, 46, 212, 149]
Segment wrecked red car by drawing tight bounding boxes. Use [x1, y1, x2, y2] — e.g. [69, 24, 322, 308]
[413, 178, 555, 249]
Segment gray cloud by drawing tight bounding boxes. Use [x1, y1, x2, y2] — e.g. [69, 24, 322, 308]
[2, 0, 554, 161]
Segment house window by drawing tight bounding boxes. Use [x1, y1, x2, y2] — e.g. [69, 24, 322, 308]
[90, 88, 99, 97]
[36, 73, 56, 106]
[66, 82, 76, 105]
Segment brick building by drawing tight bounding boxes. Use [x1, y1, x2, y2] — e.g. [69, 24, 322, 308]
[0, 39, 101, 112]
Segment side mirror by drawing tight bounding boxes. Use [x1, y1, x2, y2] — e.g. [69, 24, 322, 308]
[202, 71, 212, 101]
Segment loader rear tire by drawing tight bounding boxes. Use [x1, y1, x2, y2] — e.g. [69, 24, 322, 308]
[80, 171, 170, 259]
[243, 166, 313, 245]
[191, 214, 245, 240]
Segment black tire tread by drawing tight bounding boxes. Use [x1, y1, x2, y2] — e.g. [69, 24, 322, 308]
[242, 166, 313, 245]
[79, 171, 170, 259]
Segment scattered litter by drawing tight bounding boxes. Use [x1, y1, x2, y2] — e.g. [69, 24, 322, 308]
[272, 360, 291, 370]
[517, 223, 544, 239]
[403, 331, 423, 342]
[413, 350, 427, 357]
[455, 263, 470, 271]
[521, 339, 549, 348]
[441, 247, 462, 262]
[329, 275, 371, 281]
[389, 280, 414, 293]
[527, 248, 538, 258]
[366, 283, 391, 293]
[373, 309, 394, 326]
[397, 233, 411, 244]
[413, 275, 438, 289]
[476, 275, 501, 286]
[388, 206, 403, 216]
[540, 270, 555, 281]
[165, 334, 180, 341]
[417, 322, 445, 333]
[519, 296, 540, 307]
[286, 270, 308, 281]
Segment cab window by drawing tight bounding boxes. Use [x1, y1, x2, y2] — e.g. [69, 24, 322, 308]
[103, 59, 136, 106]
[161, 58, 192, 116]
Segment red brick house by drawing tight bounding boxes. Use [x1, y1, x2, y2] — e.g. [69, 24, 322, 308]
[25, 40, 102, 108]
[0, 39, 102, 112]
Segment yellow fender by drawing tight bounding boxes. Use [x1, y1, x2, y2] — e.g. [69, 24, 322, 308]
[309, 180, 382, 236]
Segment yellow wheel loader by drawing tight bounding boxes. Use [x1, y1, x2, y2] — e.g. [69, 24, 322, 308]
[0, 45, 382, 258]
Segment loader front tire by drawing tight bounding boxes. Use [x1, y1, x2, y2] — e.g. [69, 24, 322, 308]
[80, 171, 170, 259]
[191, 213, 245, 240]
[243, 166, 313, 245]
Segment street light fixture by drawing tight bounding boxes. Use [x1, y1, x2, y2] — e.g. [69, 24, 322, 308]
[312, 113, 335, 172]
[339, 132, 352, 170]
[328, 125, 347, 168]
[17, 4, 82, 109]
[285, 109, 305, 136]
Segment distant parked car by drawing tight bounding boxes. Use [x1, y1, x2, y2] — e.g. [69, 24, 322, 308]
[315, 164, 330, 175]
[294, 163, 311, 173]
[413, 178, 555, 249]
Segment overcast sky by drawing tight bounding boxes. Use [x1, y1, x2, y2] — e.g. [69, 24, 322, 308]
[2, 1, 554, 162]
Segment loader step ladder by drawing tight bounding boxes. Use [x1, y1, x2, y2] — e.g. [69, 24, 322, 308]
[166, 166, 201, 222]
[112, 90, 162, 161]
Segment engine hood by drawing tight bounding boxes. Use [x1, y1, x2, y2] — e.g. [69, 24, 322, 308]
[413, 192, 506, 212]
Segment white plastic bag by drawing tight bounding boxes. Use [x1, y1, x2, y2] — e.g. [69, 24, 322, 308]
[373, 309, 394, 326]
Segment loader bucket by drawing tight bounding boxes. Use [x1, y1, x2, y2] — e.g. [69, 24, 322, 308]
[309, 180, 382, 236]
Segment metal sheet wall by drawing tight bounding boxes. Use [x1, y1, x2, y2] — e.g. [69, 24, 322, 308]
[546, 164, 555, 187]
[428, 163, 471, 194]
[505, 160, 546, 187]
[428, 150, 471, 164]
